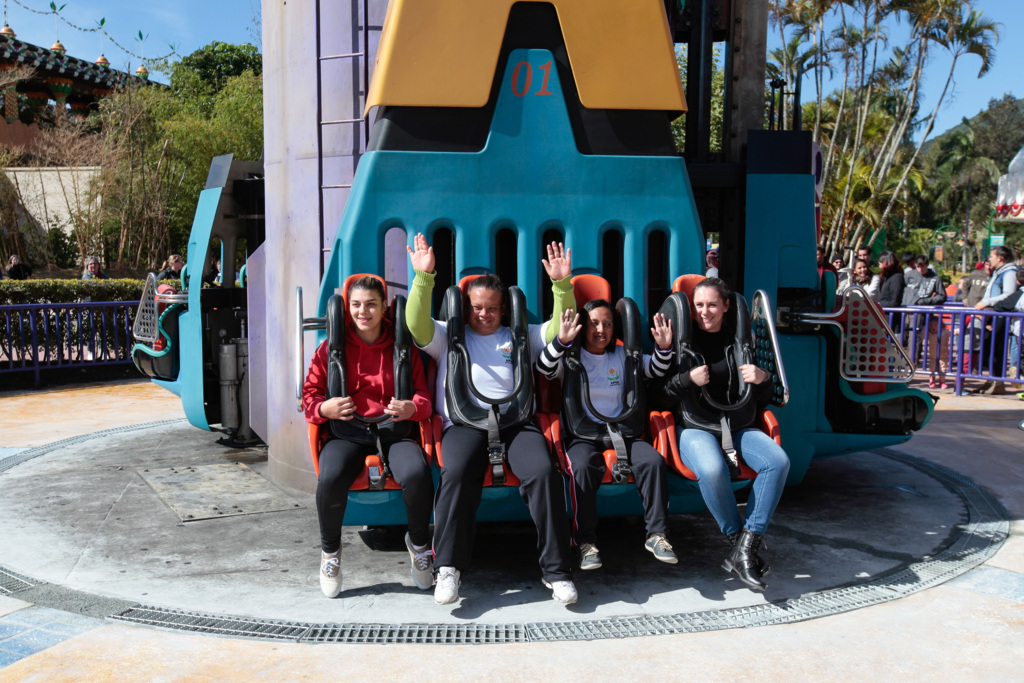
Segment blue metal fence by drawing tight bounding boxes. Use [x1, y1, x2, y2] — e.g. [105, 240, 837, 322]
[0, 301, 140, 386]
[883, 303, 1024, 395]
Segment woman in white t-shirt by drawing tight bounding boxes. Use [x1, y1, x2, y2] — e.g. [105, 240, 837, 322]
[405, 232, 578, 606]
[536, 299, 676, 571]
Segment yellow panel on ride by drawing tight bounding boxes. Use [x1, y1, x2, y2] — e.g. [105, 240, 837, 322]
[365, 0, 687, 113]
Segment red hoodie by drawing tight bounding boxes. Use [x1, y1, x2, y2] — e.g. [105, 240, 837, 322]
[302, 318, 432, 425]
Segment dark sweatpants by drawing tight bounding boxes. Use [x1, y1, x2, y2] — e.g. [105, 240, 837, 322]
[316, 437, 433, 553]
[433, 423, 572, 582]
[565, 437, 669, 545]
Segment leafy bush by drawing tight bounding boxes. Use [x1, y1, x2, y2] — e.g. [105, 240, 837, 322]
[0, 278, 159, 305]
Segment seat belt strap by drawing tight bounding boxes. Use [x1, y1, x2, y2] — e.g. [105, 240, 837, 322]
[607, 424, 631, 484]
[487, 405, 506, 486]
[719, 414, 741, 480]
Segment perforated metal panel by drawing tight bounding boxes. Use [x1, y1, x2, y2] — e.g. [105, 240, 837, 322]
[132, 273, 159, 343]
[840, 288, 915, 382]
[750, 289, 789, 406]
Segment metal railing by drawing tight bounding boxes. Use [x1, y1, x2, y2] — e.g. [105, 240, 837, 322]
[0, 301, 140, 386]
[882, 303, 1024, 395]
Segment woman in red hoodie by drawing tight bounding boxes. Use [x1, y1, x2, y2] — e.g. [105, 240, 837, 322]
[302, 276, 434, 598]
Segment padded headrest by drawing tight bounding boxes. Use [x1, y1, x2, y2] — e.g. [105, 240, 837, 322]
[457, 274, 483, 294]
[571, 274, 611, 310]
[672, 274, 705, 318]
[341, 273, 388, 323]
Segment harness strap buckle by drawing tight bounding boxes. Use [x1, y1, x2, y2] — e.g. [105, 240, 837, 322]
[487, 405, 507, 486]
[607, 425, 631, 484]
[367, 427, 390, 491]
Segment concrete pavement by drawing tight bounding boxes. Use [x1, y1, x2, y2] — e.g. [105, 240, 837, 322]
[0, 378, 1021, 680]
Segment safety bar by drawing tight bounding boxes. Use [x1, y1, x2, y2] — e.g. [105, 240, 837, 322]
[784, 286, 915, 382]
[295, 286, 326, 412]
[751, 289, 790, 406]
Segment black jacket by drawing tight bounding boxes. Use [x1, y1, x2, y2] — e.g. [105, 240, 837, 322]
[876, 272, 905, 308]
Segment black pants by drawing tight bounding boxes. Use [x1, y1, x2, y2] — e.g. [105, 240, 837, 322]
[316, 436, 433, 553]
[433, 423, 572, 582]
[565, 437, 669, 545]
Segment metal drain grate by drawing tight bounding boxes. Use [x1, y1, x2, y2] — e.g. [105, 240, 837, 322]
[102, 448, 1009, 644]
[305, 623, 529, 644]
[0, 419, 186, 474]
[1, 428, 1010, 645]
[112, 607, 310, 641]
[0, 567, 35, 594]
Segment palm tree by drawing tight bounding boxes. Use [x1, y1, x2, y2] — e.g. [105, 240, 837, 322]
[868, 6, 999, 250]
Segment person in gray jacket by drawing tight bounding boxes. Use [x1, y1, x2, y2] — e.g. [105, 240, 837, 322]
[901, 256, 947, 384]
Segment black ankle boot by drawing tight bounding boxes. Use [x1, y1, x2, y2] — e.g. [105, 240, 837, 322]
[723, 530, 767, 591]
[727, 532, 770, 577]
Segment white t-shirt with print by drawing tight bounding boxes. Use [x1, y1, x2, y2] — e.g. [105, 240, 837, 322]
[420, 319, 549, 429]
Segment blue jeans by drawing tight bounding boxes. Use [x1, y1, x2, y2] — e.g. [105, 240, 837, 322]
[677, 427, 790, 536]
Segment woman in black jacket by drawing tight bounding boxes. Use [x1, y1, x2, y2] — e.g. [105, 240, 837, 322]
[660, 278, 789, 591]
[874, 251, 904, 307]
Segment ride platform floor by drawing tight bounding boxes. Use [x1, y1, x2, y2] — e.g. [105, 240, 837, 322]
[0, 378, 1021, 680]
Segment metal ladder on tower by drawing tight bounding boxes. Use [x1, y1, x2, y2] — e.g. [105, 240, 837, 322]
[314, 0, 385, 279]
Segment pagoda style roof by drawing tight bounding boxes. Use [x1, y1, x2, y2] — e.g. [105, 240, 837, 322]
[0, 33, 153, 94]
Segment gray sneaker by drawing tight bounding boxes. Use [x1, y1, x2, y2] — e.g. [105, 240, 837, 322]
[434, 566, 460, 605]
[405, 532, 434, 590]
[579, 542, 602, 570]
[319, 550, 342, 598]
[644, 533, 678, 564]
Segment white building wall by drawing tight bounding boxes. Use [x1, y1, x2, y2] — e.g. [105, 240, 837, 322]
[259, 0, 387, 493]
[3, 166, 100, 236]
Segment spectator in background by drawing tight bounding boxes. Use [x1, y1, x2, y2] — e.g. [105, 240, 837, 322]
[841, 259, 881, 299]
[975, 246, 1018, 311]
[705, 249, 719, 278]
[992, 269, 1024, 381]
[817, 245, 838, 279]
[81, 256, 108, 280]
[856, 245, 872, 268]
[156, 254, 185, 282]
[971, 247, 1018, 395]
[202, 254, 220, 287]
[7, 255, 31, 280]
[875, 251, 904, 308]
[955, 262, 991, 306]
[902, 252, 917, 275]
[901, 256, 948, 388]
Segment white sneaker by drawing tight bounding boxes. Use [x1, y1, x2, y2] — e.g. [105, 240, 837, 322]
[434, 566, 460, 605]
[542, 578, 578, 604]
[405, 532, 434, 590]
[319, 550, 342, 598]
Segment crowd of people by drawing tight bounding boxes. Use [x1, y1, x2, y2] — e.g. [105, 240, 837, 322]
[302, 237, 788, 605]
[824, 244, 1023, 392]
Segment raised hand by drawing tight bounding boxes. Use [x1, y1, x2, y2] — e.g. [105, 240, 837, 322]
[406, 232, 435, 274]
[319, 396, 356, 421]
[739, 364, 770, 385]
[541, 241, 572, 281]
[689, 364, 710, 387]
[557, 309, 582, 345]
[651, 313, 673, 350]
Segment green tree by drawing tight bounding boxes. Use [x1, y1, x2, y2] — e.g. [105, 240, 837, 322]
[170, 41, 262, 115]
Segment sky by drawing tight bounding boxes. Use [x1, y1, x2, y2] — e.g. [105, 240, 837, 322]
[2, 0, 1019, 148]
[767, 0, 1024, 146]
[0, 0, 259, 81]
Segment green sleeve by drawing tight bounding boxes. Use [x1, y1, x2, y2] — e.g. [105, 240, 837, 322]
[544, 275, 575, 343]
[406, 269, 436, 347]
